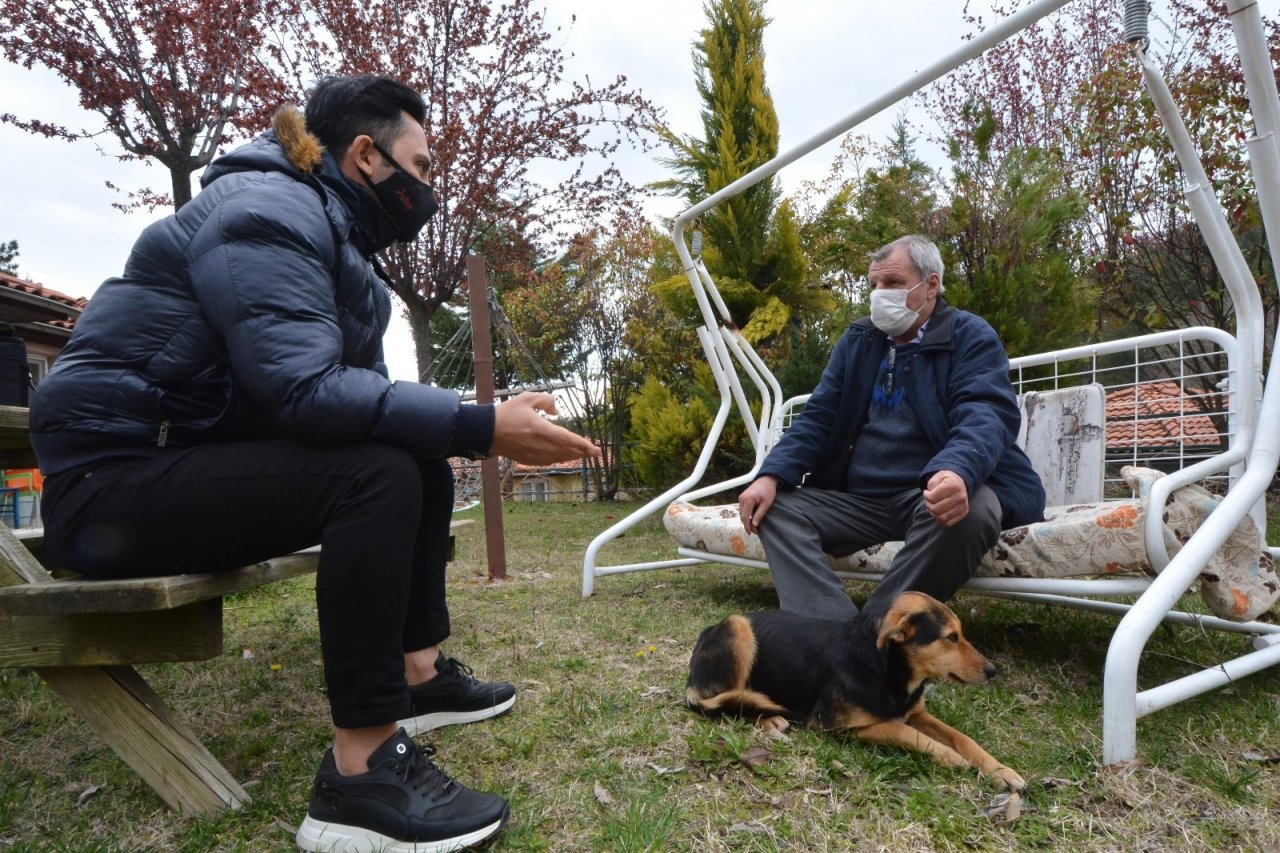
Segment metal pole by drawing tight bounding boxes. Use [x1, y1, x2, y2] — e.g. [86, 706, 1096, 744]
[467, 254, 506, 580]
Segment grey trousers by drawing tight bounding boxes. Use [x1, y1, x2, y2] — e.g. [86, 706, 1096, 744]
[757, 485, 1002, 620]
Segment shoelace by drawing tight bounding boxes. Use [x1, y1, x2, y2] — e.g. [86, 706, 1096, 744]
[393, 742, 457, 797]
[442, 657, 480, 685]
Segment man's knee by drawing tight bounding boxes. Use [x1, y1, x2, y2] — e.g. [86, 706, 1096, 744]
[758, 487, 818, 533]
[957, 486, 1002, 546]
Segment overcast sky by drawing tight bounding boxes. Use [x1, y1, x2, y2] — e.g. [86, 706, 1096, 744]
[1, 0, 1273, 379]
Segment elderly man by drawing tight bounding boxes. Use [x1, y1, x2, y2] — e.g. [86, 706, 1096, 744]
[737, 234, 1045, 620]
[30, 75, 596, 851]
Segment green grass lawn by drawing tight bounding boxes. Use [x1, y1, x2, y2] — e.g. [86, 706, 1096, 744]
[2, 499, 1280, 851]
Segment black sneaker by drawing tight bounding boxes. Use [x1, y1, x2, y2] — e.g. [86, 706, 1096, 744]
[398, 657, 516, 737]
[295, 728, 509, 853]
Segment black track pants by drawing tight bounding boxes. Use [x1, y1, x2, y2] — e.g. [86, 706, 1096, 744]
[41, 440, 454, 729]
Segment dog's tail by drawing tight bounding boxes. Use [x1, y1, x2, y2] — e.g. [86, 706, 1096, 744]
[686, 686, 789, 718]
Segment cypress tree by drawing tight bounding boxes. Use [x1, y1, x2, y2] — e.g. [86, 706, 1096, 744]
[656, 0, 780, 290]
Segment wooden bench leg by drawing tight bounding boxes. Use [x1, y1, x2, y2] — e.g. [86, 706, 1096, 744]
[40, 664, 249, 816]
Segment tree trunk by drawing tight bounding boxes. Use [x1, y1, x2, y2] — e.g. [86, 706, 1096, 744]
[172, 167, 194, 211]
[405, 296, 438, 384]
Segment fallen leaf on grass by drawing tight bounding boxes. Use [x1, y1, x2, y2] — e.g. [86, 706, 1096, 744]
[274, 818, 298, 836]
[982, 791, 1023, 822]
[646, 762, 684, 775]
[1014, 691, 1048, 707]
[739, 746, 774, 768]
[827, 759, 855, 779]
[593, 780, 613, 805]
[1242, 750, 1280, 763]
[1040, 776, 1082, 790]
[726, 820, 769, 834]
[1101, 757, 1147, 775]
[770, 792, 796, 810]
[75, 785, 101, 809]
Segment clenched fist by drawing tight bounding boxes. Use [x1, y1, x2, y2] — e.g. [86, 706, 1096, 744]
[923, 469, 969, 527]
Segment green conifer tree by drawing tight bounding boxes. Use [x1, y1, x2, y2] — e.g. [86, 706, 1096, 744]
[656, 0, 778, 288]
[653, 0, 823, 343]
[0, 240, 18, 276]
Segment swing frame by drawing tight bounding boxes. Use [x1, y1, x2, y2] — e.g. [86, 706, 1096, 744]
[582, 0, 1280, 765]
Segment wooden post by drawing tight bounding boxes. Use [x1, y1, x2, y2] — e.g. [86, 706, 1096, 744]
[466, 255, 507, 580]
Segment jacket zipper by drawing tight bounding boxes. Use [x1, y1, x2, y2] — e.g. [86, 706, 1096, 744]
[157, 420, 170, 447]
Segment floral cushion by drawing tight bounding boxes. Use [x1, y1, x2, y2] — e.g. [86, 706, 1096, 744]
[663, 466, 1277, 622]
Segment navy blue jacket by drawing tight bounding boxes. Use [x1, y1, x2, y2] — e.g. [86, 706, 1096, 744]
[758, 301, 1045, 529]
[31, 111, 491, 476]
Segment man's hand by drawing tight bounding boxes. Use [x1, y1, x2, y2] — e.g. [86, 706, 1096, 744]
[489, 393, 600, 465]
[738, 476, 779, 536]
[923, 469, 969, 527]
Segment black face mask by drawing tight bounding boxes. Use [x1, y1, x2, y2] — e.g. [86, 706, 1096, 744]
[352, 141, 438, 255]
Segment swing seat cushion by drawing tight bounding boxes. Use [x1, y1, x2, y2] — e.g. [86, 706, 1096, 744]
[664, 466, 1278, 621]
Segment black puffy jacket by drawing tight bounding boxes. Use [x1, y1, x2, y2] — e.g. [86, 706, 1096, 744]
[31, 108, 491, 476]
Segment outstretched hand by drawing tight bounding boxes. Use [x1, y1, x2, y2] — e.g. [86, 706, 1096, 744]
[489, 392, 600, 465]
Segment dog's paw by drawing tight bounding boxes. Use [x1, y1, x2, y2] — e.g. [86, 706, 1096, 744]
[759, 715, 790, 734]
[990, 765, 1027, 794]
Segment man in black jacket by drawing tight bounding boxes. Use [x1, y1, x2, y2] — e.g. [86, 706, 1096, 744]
[30, 75, 594, 852]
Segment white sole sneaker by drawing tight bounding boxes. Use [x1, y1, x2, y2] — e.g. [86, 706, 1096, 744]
[397, 694, 516, 738]
[295, 813, 507, 853]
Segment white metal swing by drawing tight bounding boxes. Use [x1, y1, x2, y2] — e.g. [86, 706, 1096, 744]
[582, 0, 1280, 765]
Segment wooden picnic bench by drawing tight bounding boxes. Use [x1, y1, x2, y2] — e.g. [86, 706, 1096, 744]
[0, 406, 473, 816]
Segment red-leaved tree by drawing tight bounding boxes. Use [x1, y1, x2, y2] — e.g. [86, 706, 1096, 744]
[925, 0, 1279, 344]
[0, 0, 293, 210]
[290, 0, 661, 378]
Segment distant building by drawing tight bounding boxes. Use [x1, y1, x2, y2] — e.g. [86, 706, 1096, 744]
[509, 456, 596, 502]
[451, 450, 606, 504]
[0, 271, 85, 381]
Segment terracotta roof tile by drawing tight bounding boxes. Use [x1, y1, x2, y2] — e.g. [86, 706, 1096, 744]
[449, 448, 604, 477]
[1105, 381, 1223, 449]
[0, 272, 88, 311]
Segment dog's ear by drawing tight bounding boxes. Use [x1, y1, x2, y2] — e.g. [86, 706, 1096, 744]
[876, 608, 917, 650]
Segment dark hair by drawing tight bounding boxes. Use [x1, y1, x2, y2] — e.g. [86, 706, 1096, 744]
[305, 75, 427, 162]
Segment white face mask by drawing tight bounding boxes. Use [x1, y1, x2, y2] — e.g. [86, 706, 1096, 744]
[869, 279, 927, 337]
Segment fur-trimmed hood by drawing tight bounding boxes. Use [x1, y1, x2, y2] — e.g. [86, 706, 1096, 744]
[198, 105, 363, 238]
[270, 104, 324, 173]
[201, 105, 337, 187]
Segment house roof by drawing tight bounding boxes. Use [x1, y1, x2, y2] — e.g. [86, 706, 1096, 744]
[511, 457, 595, 476]
[0, 272, 85, 336]
[450, 447, 605, 479]
[1105, 381, 1222, 449]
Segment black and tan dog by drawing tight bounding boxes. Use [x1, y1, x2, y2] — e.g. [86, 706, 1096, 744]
[686, 591, 1026, 796]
